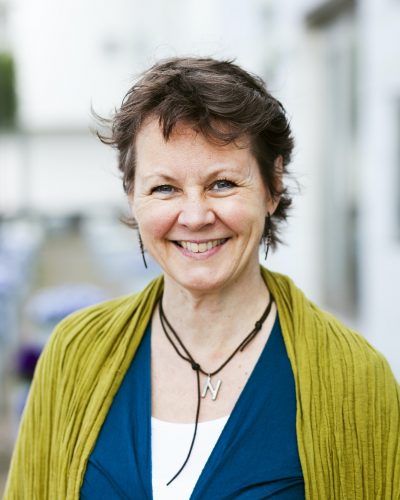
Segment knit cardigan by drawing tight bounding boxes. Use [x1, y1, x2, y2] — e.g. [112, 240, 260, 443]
[4, 269, 400, 499]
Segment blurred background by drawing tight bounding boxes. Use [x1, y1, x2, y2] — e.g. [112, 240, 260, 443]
[0, 0, 399, 492]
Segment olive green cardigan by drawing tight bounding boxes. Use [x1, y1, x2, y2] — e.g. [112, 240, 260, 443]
[4, 269, 400, 499]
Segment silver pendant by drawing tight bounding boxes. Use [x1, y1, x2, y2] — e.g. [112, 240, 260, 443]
[201, 374, 222, 401]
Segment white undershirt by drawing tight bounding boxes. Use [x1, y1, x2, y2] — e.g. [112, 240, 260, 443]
[151, 415, 229, 500]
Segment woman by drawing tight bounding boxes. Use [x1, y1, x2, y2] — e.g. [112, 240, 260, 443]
[5, 58, 399, 499]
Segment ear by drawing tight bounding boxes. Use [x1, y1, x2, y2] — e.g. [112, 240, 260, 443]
[266, 155, 283, 215]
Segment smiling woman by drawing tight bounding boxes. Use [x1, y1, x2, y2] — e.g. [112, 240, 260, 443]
[4, 58, 399, 500]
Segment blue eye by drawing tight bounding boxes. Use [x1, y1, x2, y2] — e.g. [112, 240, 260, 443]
[212, 179, 236, 191]
[152, 184, 175, 194]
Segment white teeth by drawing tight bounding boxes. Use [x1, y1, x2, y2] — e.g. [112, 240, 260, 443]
[177, 239, 226, 253]
[198, 243, 207, 252]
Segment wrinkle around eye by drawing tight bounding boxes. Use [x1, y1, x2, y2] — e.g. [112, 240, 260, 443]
[151, 184, 177, 195]
[210, 179, 238, 191]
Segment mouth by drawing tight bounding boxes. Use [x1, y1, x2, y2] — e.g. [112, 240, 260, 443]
[173, 238, 228, 254]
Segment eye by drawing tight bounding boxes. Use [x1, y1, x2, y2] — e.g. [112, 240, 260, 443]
[211, 179, 237, 191]
[151, 184, 176, 195]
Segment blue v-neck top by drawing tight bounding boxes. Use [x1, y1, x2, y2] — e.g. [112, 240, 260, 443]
[81, 314, 305, 499]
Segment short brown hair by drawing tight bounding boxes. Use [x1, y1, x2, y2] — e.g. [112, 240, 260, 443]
[98, 57, 294, 249]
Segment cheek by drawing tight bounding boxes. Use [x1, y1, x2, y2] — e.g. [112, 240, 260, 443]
[135, 203, 177, 240]
[218, 198, 265, 234]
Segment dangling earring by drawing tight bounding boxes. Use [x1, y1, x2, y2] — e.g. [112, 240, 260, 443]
[264, 212, 272, 261]
[138, 232, 148, 269]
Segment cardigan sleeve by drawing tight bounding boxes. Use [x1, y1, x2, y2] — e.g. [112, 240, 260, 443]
[372, 351, 400, 499]
[4, 319, 68, 500]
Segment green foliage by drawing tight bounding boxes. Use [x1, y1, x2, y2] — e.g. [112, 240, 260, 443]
[0, 52, 17, 129]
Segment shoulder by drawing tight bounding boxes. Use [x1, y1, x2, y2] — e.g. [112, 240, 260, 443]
[30, 294, 136, 388]
[46, 293, 137, 355]
[53, 293, 138, 340]
[310, 303, 395, 379]
[37, 275, 164, 376]
[262, 267, 398, 385]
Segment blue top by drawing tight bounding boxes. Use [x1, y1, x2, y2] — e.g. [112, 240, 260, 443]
[81, 314, 305, 499]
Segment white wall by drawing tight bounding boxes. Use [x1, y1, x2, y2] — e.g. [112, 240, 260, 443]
[358, 0, 400, 378]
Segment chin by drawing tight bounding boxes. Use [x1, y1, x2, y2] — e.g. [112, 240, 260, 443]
[167, 267, 231, 294]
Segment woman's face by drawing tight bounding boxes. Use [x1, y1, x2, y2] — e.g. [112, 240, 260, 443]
[131, 119, 277, 293]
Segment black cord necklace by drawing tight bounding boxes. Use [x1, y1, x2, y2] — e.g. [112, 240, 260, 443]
[158, 294, 274, 485]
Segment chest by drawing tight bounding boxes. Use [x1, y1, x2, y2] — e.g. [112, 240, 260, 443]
[80, 316, 305, 499]
[150, 313, 275, 422]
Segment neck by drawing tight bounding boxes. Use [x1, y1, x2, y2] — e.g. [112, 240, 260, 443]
[160, 265, 271, 353]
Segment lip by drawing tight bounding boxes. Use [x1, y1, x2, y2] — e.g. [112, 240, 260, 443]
[172, 238, 229, 259]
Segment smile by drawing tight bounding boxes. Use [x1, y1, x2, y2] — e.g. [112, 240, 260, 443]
[174, 239, 228, 253]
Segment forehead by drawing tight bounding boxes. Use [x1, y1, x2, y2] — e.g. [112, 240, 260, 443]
[135, 118, 254, 174]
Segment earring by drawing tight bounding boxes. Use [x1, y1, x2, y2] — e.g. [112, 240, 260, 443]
[138, 232, 148, 269]
[264, 213, 272, 261]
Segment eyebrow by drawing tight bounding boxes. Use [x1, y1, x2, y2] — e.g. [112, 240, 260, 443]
[142, 173, 177, 183]
[141, 165, 244, 183]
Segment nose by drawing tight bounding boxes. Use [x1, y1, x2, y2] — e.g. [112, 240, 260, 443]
[177, 195, 216, 230]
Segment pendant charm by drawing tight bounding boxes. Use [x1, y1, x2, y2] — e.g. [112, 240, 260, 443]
[201, 374, 222, 401]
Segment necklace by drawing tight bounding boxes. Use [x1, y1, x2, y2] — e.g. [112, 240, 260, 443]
[158, 293, 274, 485]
